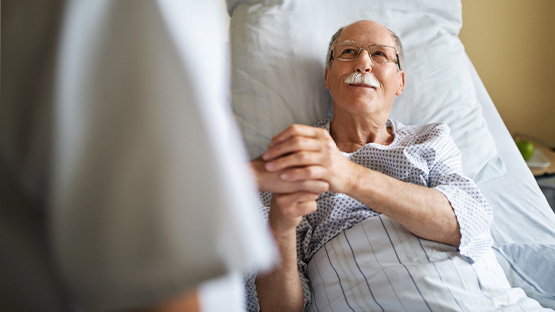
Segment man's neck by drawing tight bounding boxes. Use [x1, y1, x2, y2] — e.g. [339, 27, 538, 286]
[330, 113, 393, 153]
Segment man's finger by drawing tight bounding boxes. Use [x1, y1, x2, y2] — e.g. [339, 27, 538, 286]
[279, 166, 327, 182]
[268, 124, 326, 149]
[263, 136, 321, 161]
[265, 151, 324, 172]
[295, 200, 318, 216]
[270, 179, 328, 194]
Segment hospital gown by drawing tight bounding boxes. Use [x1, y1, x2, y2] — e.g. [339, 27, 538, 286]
[246, 118, 495, 311]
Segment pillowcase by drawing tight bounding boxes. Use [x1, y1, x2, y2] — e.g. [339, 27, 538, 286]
[228, 0, 502, 180]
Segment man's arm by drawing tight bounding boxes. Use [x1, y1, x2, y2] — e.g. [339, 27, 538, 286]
[345, 165, 461, 246]
[249, 152, 328, 311]
[261, 124, 461, 246]
[255, 193, 318, 312]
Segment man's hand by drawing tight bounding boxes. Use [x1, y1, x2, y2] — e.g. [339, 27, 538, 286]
[269, 192, 319, 236]
[255, 191, 317, 312]
[260, 124, 461, 246]
[261, 124, 358, 194]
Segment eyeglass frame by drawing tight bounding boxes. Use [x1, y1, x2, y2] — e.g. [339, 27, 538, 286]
[329, 43, 401, 70]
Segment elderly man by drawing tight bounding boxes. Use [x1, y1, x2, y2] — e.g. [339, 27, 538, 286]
[247, 20, 550, 312]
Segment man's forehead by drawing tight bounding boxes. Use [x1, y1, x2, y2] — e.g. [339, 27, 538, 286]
[341, 39, 357, 44]
[337, 39, 391, 47]
[337, 24, 394, 46]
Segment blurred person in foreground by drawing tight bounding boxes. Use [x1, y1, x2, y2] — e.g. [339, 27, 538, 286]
[0, 1, 276, 311]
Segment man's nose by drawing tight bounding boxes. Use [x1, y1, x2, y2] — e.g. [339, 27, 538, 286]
[355, 49, 373, 73]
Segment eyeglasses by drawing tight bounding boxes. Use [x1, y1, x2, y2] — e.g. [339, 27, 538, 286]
[331, 43, 401, 70]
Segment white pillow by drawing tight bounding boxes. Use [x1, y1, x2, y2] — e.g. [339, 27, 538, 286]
[228, 0, 501, 180]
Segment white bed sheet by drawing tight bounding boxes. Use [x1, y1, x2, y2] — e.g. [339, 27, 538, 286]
[307, 215, 548, 311]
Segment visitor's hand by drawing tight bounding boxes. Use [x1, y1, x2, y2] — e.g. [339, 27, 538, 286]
[261, 124, 358, 194]
[250, 156, 329, 194]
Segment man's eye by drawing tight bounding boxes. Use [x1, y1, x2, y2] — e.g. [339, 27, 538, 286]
[341, 48, 358, 55]
[371, 50, 389, 62]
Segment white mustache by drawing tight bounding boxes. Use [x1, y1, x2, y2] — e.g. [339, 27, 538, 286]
[344, 72, 380, 88]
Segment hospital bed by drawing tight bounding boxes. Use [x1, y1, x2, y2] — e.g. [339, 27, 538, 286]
[226, 0, 555, 308]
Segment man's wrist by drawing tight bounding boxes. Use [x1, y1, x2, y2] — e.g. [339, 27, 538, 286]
[341, 161, 363, 195]
[268, 214, 298, 242]
[269, 227, 298, 266]
[271, 227, 297, 242]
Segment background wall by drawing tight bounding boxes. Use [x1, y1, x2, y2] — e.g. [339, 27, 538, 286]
[459, 0, 555, 144]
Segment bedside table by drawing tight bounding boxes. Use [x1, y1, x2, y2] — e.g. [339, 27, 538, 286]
[530, 144, 555, 177]
[528, 144, 555, 211]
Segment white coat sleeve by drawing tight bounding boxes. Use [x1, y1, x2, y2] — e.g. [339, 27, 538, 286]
[51, 1, 276, 311]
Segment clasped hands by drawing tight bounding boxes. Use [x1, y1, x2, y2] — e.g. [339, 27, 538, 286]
[252, 124, 358, 235]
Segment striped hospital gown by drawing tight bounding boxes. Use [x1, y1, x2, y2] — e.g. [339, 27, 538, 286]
[245, 119, 548, 311]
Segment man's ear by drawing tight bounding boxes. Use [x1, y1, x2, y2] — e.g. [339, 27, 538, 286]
[396, 71, 405, 96]
[324, 67, 330, 90]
